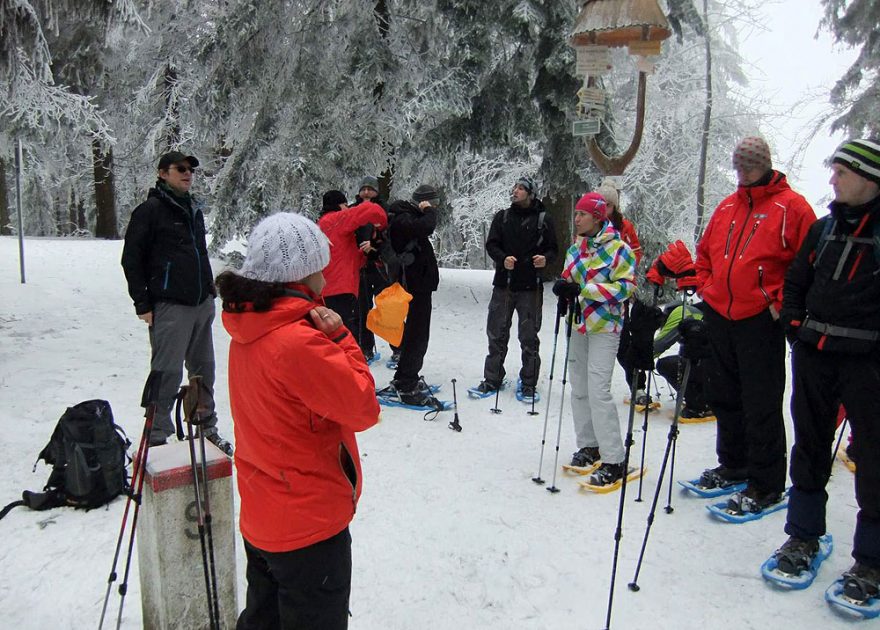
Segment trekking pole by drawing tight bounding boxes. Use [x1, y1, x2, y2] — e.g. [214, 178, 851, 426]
[663, 289, 691, 514]
[831, 416, 849, 463]
[602, 287, 660, 630]
[532, 303, 564, 485]
[527, 274, 542, 417]
[491, 270, 514, 415]
[634, 371, 655, 503]
[628, 358, 690, 593]
[448, 379, 462, 432]
[103, 371, 161, 630]
[181, 378, 220, 630]
[546, 298, 577, 494]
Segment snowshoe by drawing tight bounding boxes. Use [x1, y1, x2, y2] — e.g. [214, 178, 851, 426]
[579, 464, 645, 494]
[678, 478, 746, 499]
[678, 406, 716, 424]
[515, 379, 541, 404]
[376, 382, 451, 412]
[825, 563, 880, 619]
[563, 446, 601, 475]
[707, 487, 788, 523]
[385, 351, 401, 369]
[624, 392, 660, 412]
[762, 534, 833, 590]
[837, 448, 856, 473]
[467, 379, 508, 399]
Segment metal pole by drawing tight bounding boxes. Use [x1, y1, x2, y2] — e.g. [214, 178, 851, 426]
[15, 139, 25, 284]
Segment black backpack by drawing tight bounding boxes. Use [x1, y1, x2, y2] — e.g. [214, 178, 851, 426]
[0, 400, 130, 519]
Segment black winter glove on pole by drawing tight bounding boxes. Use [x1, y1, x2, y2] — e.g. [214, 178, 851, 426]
[625, 300, 665, 371]
[678, 318, 711, 360]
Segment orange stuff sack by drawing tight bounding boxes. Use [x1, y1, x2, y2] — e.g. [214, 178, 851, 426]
[366, 282, 412, 347]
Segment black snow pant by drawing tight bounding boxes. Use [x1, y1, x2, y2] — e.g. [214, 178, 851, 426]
[357, 265, 395, 354]
[325, 294, 360, 353]
[482, 285, 543, 388]
[702, 305, 787, 494]
[393, 290, 432, 391]
[237, 528, 352, 630]
[656, 355, 708, 410]
[786, 343, 880, 569]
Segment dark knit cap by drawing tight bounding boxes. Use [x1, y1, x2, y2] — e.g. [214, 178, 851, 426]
[158, 151, 199, 170]
[359, 176, 379, 192]
[515, 176, 537, 196]
[321, 189, 348, 210]
[412, 184, 439, 203]
[832, 139, 880, 186]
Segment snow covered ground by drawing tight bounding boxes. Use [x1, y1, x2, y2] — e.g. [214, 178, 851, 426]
[0, 236, 861, 629]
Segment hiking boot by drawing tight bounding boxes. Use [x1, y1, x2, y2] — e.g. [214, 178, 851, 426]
[774, 536, 820, 576]
[398, 388, 444, 410]
[570, 446, 601, 468]
[681, 405, 713, 420]
[363, 348, 378, 364]
[588, 462, 625, 487]
[634, 393, 654, 407]
[842, 562, 880, 604]
[726, 486, 783, 515]
[386, 351, 401, 369]
[472, 380, 501, 395]
[698, 465, 747, 489]
[206, 432, 234, 457]
[519, 384, 537, 401]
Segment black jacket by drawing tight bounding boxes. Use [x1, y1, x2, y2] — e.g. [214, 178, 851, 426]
[121, 186, 214, 314]
[387, 200, 439, 293]
[485, 198, 558, 291]
[783, 194, 880, 353]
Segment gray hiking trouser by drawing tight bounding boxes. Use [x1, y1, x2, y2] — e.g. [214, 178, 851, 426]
[483, 286, 543, 387]
[147, 299, 217, 442]
[568, 330, 623, 464]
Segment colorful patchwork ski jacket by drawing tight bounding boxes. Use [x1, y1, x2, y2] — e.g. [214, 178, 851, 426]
[561, 222, 636, 334]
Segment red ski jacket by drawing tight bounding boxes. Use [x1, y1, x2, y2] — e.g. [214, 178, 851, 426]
[620, 218, 642, 266]
[695, 172, 815, 320]
[319, 201, 387, 297]
[222, 285, 380, 552]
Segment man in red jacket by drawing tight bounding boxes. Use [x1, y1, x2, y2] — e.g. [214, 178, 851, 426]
[694, 136, 815, 515]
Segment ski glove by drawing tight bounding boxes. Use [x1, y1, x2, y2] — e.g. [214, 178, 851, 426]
[649, 240, 697, 290]
[625, 300, 665, 370]
[678, 318, 710, 360]
[552, 279, 580, 300]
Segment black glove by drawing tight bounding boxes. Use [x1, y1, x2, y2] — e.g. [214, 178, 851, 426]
[552, 279, 580, 300]
[625, 300, 664, 371]
[678, 318, 710, 360]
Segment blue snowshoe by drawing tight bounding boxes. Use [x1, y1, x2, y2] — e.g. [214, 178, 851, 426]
[762, 534, 833, 590]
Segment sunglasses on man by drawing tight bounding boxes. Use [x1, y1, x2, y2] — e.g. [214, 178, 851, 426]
[170, 164, 196, 174]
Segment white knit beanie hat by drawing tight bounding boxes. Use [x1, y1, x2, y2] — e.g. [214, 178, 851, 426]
[239, 212, 330, 283]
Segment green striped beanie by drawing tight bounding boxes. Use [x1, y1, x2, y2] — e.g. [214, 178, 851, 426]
[832, 139, 880, 185]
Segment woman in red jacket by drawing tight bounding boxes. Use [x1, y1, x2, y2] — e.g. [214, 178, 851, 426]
[216, 212, 380, 630]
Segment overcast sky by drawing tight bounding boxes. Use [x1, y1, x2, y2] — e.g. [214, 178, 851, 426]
[739, 0, 859, 211]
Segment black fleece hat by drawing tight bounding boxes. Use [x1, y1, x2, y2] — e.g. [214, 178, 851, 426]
[157, 151, 199, 170]
[322, 189, 348, 210]
[412, 184, 439, 203]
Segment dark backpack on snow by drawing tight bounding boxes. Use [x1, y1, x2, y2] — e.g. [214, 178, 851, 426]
[0, 400, 130, 520]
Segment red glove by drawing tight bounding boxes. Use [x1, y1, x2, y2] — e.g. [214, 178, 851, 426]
[645, 262, 664, 286]
[658, 240, 695, 276]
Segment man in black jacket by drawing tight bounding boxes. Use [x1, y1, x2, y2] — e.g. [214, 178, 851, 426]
[121, 152, 231, 454]
[770, 139, 880, 602]
[380, 184, 442, 408]
[471, 176, 558, 401]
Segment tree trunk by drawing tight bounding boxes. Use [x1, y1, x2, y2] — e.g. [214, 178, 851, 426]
[0, 156, 10, 235]
[694, 0, 713, 243]
[541, 193, 572, 278]
[93, 141, 119, 239]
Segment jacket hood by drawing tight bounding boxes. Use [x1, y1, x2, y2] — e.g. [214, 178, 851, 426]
[734, 170, 792, 204]
[223, 286, 319, 345]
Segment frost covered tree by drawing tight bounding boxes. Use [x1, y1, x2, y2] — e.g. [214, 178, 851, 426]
[821, 0, 880, 137]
